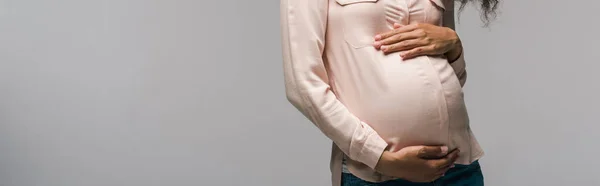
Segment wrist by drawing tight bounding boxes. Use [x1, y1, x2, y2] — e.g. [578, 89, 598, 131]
[375, 151, 393, 171]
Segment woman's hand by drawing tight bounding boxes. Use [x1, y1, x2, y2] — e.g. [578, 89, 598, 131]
[375, 146, 460, 183]
[373, 23, 462, 60]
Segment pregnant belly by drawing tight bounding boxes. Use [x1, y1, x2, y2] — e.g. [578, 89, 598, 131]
[344, 55, 466, 152]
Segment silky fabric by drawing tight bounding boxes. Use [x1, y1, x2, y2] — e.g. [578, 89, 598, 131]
[279, 0, 484, 185]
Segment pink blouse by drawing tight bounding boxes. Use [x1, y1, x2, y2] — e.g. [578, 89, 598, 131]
[279, 0, 484, 185]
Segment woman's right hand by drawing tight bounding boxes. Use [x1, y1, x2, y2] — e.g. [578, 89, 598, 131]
[375, 146, 460, 182]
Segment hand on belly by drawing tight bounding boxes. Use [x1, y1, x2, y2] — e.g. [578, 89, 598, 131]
[375, 145, 460, 182]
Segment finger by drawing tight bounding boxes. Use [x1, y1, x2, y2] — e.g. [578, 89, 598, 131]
[435, 163, 453, 175]
[375, 24, 419, 41]
[434, 173, 445, 181]
[433, 162, 456, 179]
[376, 30, 422, 47]
[400, 46, 435, 60]
[438, 149, 461, 169]
[381, 39, 427, 53]
[394, 23, 403, 29]
[374, 29, 400, 42]
[427, 149, 459, 170]
[417, 146, 448, 159]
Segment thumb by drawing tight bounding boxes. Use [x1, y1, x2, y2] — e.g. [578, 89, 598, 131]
[416, 146, 448, 159]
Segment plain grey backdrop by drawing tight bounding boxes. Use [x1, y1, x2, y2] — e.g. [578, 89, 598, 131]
[0, 0, 598, 185]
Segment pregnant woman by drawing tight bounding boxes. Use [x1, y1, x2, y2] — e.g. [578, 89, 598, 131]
[280, 0, 497, 185]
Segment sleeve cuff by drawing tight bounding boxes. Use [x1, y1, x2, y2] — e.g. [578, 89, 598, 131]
[448, 52, 465, 68]
[354, 126, 388, 169]
[449, 50, 467, 86]
[449, 50, 466, 77]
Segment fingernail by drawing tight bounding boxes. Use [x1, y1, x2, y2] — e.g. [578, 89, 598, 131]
[380, 45, 387, 51]
[374, 35, 382, 40]
[373, 41, 381, 47]
[441, 146, 448, 154]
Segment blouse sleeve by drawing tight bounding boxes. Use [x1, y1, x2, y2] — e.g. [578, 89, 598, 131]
[280, 0, 388, 169]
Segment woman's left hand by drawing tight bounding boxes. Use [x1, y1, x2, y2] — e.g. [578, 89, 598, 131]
[373, 23, 460, 60]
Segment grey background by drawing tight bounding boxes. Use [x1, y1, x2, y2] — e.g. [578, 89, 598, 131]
[0, 0, 598, 186]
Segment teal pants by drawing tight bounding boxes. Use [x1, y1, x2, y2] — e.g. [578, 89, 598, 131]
[341, 161, 483, 186]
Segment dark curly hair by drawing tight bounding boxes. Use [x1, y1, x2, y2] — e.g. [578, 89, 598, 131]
[457, 0, 500, 26]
